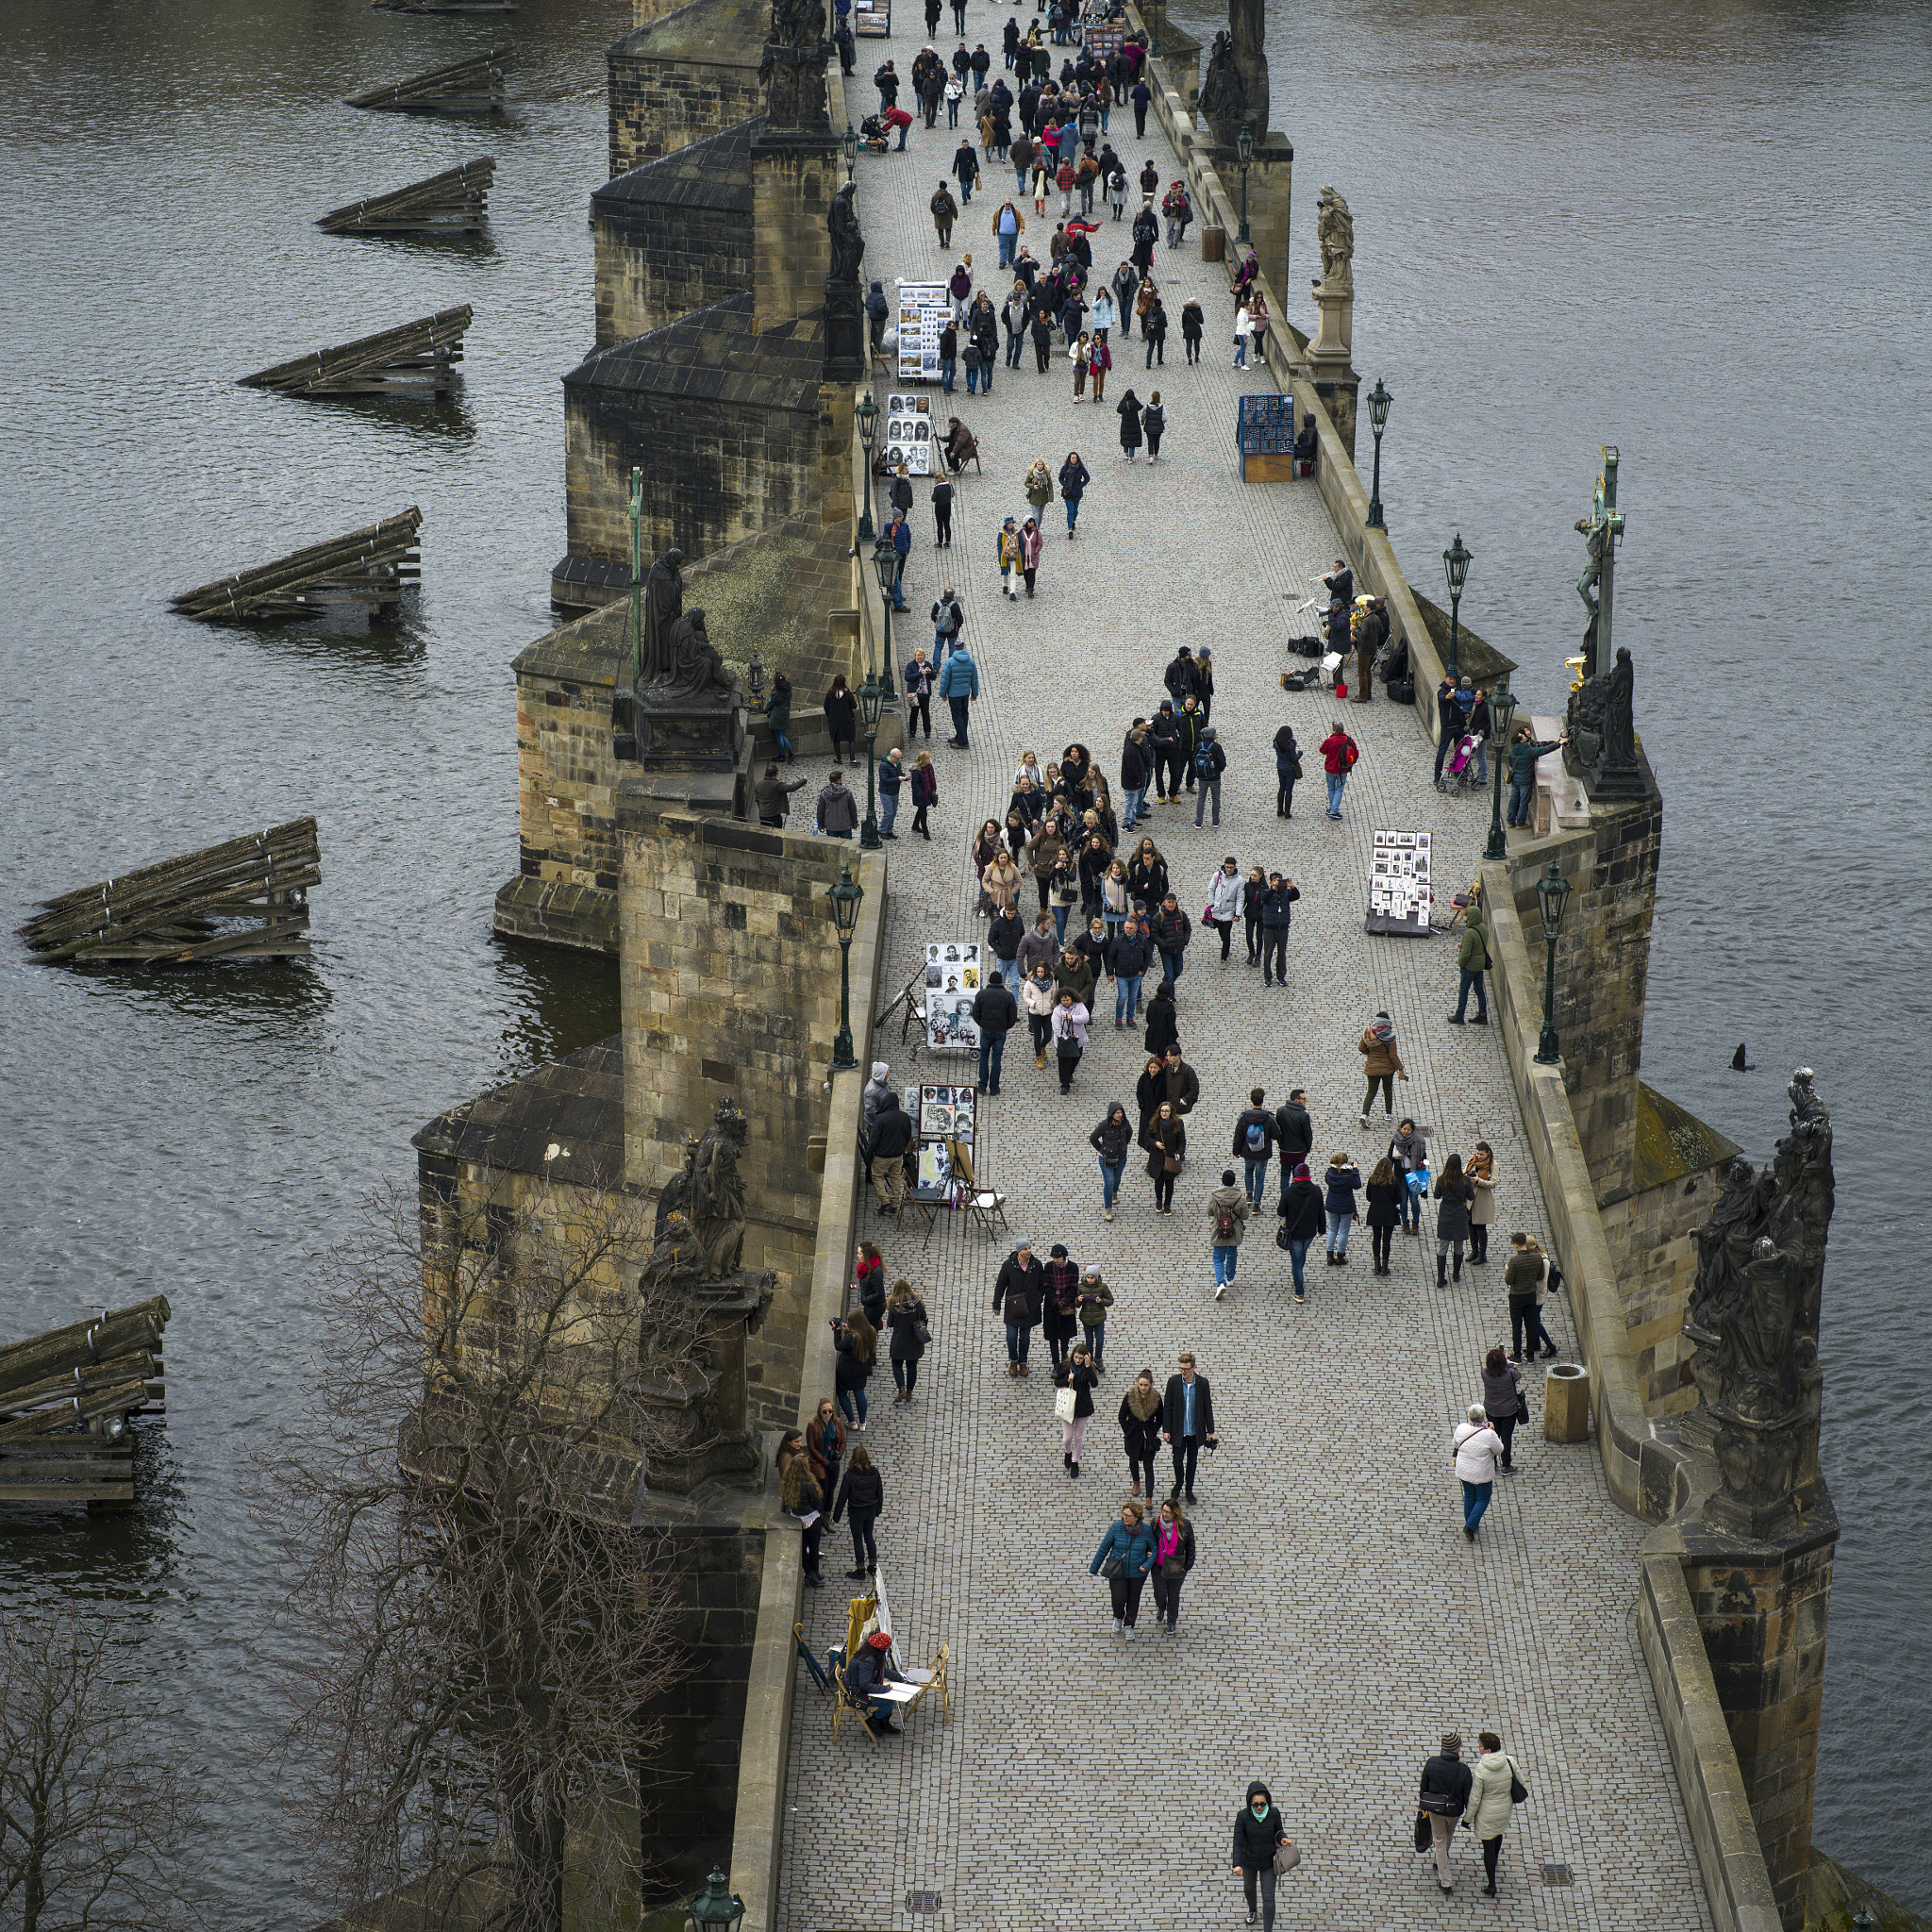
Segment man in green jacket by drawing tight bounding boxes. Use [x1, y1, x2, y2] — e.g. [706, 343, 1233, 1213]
[1448, 909, 1489, 1025]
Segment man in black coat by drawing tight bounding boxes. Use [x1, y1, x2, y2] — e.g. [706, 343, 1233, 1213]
[1418, 1733, 1474, 1894]
[867, 1093, 915, 1215]
[1160, 1045, 1199, 1116]
[1162, 645, 1198, 704]
[1162, 1352, 1217, 1503]
[1105, 915, 1155, 1029]
[1323, 557, 1355, 607]
[1275, 1161, 1326, 1302]
[1148, 700, 1182, 803]
[970, 973, 1018, 1093]
[993, 1241, 1044, 1374]
[1274, 1088, 1313, 1175]
[1148, 894, 1192, 991]
[1119, 724, 1152, 830]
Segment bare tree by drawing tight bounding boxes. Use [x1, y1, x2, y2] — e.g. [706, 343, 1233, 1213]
[256, 1168, 707, 1932]
[0, 1610, 208, 1932]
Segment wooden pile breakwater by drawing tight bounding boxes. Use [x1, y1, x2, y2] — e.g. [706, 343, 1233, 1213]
[169, 508, 421, 623]
[316, 158, 495, 235]
[372, 0, 519, 13]
[19, 818, 321, 966]
[239, 307, 473, 397]
[345, 47, 508, 112]
[0, 1297, 170, 1510]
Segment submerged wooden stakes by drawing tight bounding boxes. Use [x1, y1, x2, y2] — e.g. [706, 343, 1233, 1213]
[19, 819, 321, 965]
[345, 47, 508, 112]
[169, 508, 422, 623]
[316, 158, 495, 235]
[238, 306, 473, 397]
[0, 1296, 171, 1510]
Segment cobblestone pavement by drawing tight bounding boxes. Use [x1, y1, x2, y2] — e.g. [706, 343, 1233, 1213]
[776, 24, 1711, 1928]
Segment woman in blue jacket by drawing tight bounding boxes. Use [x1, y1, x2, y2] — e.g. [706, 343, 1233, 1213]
[1090, 1498, 1158, 1636]
[1058, 450, 1091, 535]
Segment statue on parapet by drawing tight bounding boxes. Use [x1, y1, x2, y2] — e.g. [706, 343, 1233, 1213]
[828, 181, 865, 286]
[760, 0, 830, 129]
[654, 1097, 751, 1281]
[1197, 32, 1249, 148]
[658, 608, 734, 704]
[635, 547, 685, 692]
[1315, 185, 1354, 302]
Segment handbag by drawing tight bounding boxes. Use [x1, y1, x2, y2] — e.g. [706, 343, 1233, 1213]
[1507, 1757, 1528, 1805]
[1053, 1383, 1078, 1424]
[1412, 1812, 1433, 1855]
[1419, 1790, 1462, 1817]
[1099, 1552, 1123, 1578]
[1272, 1840, 1300, 1877]
[1274, 1222, 1291, 1250]
[1163, 1153, 1183, 1173]
[915, 1319, 932, 1346]
[1515, 1393, 1530, 1424]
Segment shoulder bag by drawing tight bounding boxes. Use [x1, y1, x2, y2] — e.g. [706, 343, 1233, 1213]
[1272, 1840, 1301, 1877]
[1507, 1757, 1528, 1805]
[1053, 1383, 1078, 1424]
[1099, 1549, 1124, 1579]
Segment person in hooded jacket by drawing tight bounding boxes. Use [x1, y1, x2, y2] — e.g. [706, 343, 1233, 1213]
[1116, 387, 1143, 458]
[1090, 1100, 1132, 1218]
[1191, 725, 1227, 827]
[1075, 1263, 1112, 1369]
[1230, 1779, 1290, 1929]
[1205, 1166, 1250, 1300]
[1202, 854, 1241, 962]
[1357, 1009, 1408, 1124]
[1463, 1730, 1523, 1896]
[1273, 723, 1300, 818]
[1324, 1151, 1363, 1265]
[1275, 1161, 1325, 1301]
[1141, 976, 1178, 1058]
[1040, 1241, 1081, 1373]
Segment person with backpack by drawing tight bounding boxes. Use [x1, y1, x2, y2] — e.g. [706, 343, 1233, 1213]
[1275, 1161, 1325, 1302]
[1256, 872, 1300, 988]
[930, 586, 964, 658]
[1231, 1087, 1276, 1208]
[1205, 1167, 1251, 1301]
[1318, 719, 1358, 819]
[1191, 725, 1226, 827]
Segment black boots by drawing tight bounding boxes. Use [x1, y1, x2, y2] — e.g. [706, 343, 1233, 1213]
[1437, 1252, 1448, 1287]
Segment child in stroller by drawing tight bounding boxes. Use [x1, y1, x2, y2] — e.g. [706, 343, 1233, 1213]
[1444, 730, 1485, 793]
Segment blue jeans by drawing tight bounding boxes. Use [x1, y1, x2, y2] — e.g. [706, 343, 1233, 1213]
[1212, 1244, 1238, 1287]
[965, 363, 980, 392]
[1453, 968, 1488, 1020]
[1065, 496, 1081, 531]
[1098, 1157, 1124, 1208]
[1327, 1209, 1353, 1256]
[1507, 779, 1534, 826]
[1285, 1236, 1311, 1294]
[1463, 1479, 1494, 1533]
[1325, 772, 1347, 816]
[1005, 1321, 1032, 1363]
[977, 1028, 1007, 1091]
[1114, 973, 1142, 1024]
[891, 557, 907, 609]
[1242, 1156, 1270, 1207]
[1084, 1319, 1105, 1368]
[838, 1385, 869, 1427]
[948, 97, 960, 125]
[1159, 948, 1185, 989]
[825, 827, 853, 840]
[1473, 742, 1489, 783]
[1400, 1183, 1423, 1232]
[941, 358, 957, 391]
[1121, 783, 1145, 826]
[998, 233, 1016, 267]
[880, 791, 899, 835]
[1051, 902, 1071, 941]
[948, 695, 970, 744]
[774, 728, 794, 759]
[994, 956, 1020, 991]
[1100, 105, 1109, 129]
[1234, 337, 1247, 366]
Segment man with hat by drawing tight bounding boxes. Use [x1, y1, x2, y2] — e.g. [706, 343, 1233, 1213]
[1275, 1160, 1327, 1303]
[993, 1239, 1043, 1375]
[1040, 1241, 1080, 1372]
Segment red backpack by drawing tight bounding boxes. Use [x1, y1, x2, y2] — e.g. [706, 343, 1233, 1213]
[1342, 736, 1360, 772]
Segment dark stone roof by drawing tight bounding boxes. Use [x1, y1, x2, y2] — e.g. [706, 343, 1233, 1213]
[593, 116, 758, 217]
[562, 291, 826, 412]
[412, 1036, 627, 1188]
[1632, 1082, 1740, 1194]
[608, 0, 764, 71]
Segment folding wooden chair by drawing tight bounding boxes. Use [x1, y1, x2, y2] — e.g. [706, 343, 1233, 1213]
[963, 1156, 1009, 1240]
[830, 1656, 882, 1741]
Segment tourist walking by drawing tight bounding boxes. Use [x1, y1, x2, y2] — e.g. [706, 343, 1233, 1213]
[1054, 1341, 1098, 1474]
[1241, 865, 1267, 967]
[938, 642, 979, 746]
[993, 1239, 1043, 1374]
[778, 1429, 826, 1588]
[1506, 1231, 1560, 1359]
[885, 1277, 928, 1400]
[1318, 719, 1358, 819]
[1162, 1353, 1216, 1502]
[1201, 855, 1241, 963]
[1058, 449, 1091, 534]
[1467, 1141, 1496, 1262]
[1274, 1087, 1313, 1186]
[1141, 976, 1177, 1057]
[904, 646, 936, 738]
[1324, 1151, 1362, 1264]
[1116, 386, 1142, 458]
[1191, 727, 1226, 826]
[1181, 295, 1204, 363]
[1119, 1368, 1163, 1499]
[1150, 1497, 1194, 1633]
[1206, 1167, 1250, 1300]
[1150, 892, 1192, 989]
[766, 672, 794, 761]
[1076, 1264, 1111, 1369]
[1453, 1402, 1505, 1539]
[1232, 1087, 1277, 1207]
[1230, 1780, 1290, 1931]
[1417, 1734, 1473, 1894]
[1090, 1499, 1157, 1635]
[1020, 514, 1042, 595]
[1108, 911, 1153, 1028]
[1364, 1156, 1403, 1275]
[1357, 1011, 1408, 1125]
[1465, 1733, 1524, 1896]
[1023, 958, 1058, 1066]
[832, 1443, 884, 1576]
[1448, 902, 1490, 1024]
[1041, 1242, 1080, 1373]
[1390, 1116, 1429, 1235]
[1142, 389, 1166, 453]
[1090, 1100, 1132, 1220]
[971, 964, 1018, 1092]
[823, 674, 858, 761]
[1434, 1151, 1475, 1284]
[909, 749, 939, 839]
[1482, 1345, 1524, 1473]
[1145, 1101, 1185, 1214]
[1275, 1161, 1324, 1302]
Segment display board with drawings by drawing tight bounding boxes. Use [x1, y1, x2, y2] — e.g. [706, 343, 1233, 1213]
[1366, 828, 1433, 936]
[852, 0, 891, 36]
[883, 391, 935, 475]
[895, 284, 949, 384]
[909, 1083, 975, 1195]
[924, 940, 980, 1050]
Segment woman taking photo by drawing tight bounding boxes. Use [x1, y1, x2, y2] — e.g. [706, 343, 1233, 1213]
[1146, 1100, 1186, 1214]
[1088, 1497, 1157, 1635]
[1055, 1340, 1098, 1475]
[884, 1276, 928, 1401]
[1150, 1496, 1194, 1633]
[1324, 1150, 1362, 1265]
[1118, 1367, 1163, 1498]
[833, 1309, 877, 1431]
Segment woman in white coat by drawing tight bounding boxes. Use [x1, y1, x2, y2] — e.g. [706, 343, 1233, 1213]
[1462, 1729, 1522, 1895]
[1452, 1403, 1504, 1541]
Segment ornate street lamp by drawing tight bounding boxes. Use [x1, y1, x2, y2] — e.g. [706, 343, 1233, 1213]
[858, 672, 884, 850]
[1485, 679, 1517, 861]
[1441, 531, 1472, 680]
[870, 535, 898, 704]
[855, 391, 880, 541]
[684, 1868, 746, 1932]
[841, 122, 861, 183]
[827, 864, 864, 1072]
[745, 648, 766, 713]
[1148, 0, 1163, 59]
[1532, 859, 1573, 1067]
[1364, 376, 1391, 530]
[1234, 121, 1255, 246]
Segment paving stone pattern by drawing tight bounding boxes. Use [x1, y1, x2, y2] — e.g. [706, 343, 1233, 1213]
[777, 25, 1711, 1927]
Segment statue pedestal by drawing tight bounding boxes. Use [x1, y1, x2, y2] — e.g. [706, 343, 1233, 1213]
[613, 690, 747, 770]
[636, 1268, 774, 1495]
[1305, 287, 1359, 460]
[823, 275, 866, 383]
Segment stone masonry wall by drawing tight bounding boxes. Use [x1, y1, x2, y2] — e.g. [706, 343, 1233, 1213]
[516, 666, 624, 894]
[594, 198, 753, 349]
[1600, 1161, 1726, 1416]
[609, 51, 761, 175]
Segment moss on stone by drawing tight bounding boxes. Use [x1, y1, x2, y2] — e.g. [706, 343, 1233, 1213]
[1631, 1083, 1740, 1194]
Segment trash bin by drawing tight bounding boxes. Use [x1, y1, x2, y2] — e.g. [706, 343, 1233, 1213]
[1544, 1362, 1590, 1443]
[1201, 225, 1224, 262]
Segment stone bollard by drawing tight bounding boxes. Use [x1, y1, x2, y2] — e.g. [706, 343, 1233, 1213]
[1544, 1362, 1591, 1442]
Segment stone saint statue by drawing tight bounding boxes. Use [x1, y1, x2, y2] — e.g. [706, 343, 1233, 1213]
[828, 182, 865, 286]
[1315, 187, 1354, 301]
[636, 548, 685, 691]
[1227, 0, 1270, 137]
[1197, 32, 1248, 146]
[760, 0, 828, 128]
[1599, 646, 1636, 772]
[653, 1098, 751, 1281]
[658, 608, 734, 703]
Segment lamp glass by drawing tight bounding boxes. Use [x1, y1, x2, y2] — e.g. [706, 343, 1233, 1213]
[855, 390, 879, 449]
[870, 535, 896, 595]
[1489, 681, 1516, 743]
[1236, 122, 1255, 167]
[841, 123, 860, 166]
[858, 672, 883, 732]
[829, 864, 863, 940]
[685, 1867, 745, 1932]
[1536, 860, 1572, 940]
[1367, 377, 1391, 434]
[1443, 532, 1472, 597]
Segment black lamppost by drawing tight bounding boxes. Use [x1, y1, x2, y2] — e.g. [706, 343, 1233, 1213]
[870, 536, 898, 702]
[858, 672, 883, 849]
[684, 1868, 746, 1932]
[1442, 531, 1472, 680]
[1150, 0, 1163, 58]
[1234, 121, 1255, 246]
[855, 391, 880, 541]
[828, 864, 863, 1072]
[746, 648, 766, 715]
[1365, 376, 1391, 530]
[841, 122, 860, 182]
[1532, 859, 1573, 1067]
[1485, 679, 1517, 861]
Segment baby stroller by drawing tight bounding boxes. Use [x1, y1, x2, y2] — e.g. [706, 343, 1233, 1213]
[858, 112, 889, 152]
[1443, 732, 1487, 794]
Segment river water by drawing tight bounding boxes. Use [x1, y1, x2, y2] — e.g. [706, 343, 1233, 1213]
[1, 0, 1924, 1919]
